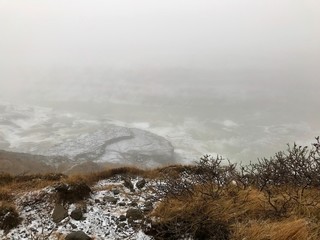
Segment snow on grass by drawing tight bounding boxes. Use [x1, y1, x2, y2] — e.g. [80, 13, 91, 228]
[0, 177, 153, 240]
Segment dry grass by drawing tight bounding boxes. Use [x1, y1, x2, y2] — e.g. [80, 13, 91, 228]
[0, 173, 65, 187]
[67, 166, 146, 185]
[65, 164, 193, 187]
[148, 192, 231, 239]
[232, 218, 320, 240]
[147, 182, 320, 240]
[2, 164, 320, 239]
[0, 188, 12, 202]
[0, 202, 21, 231]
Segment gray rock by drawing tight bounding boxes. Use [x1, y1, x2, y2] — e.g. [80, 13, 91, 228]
[136, 179, 146, 189]
[130, 201, 138, 207]
[126, 208, 144, 220]
[123, 178, 134, 191]
[143, 201, 153, 212]
[112, 189, 120, 195]
[70, 208, 83, 221]
[52, 204, 68, 223]
[119, 215, 126, 221]
[118, 222, 126, 228]
[65, 231, 91, 240]
[70, 223, 78, 229]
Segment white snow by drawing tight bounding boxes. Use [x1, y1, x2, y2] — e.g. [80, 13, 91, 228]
[0, 177, 154, 240]
[0, 102, 175, 168]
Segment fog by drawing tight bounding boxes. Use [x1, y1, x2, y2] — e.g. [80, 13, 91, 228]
[1, 0, 320, 163]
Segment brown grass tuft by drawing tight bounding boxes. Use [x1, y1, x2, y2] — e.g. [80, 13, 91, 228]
[148, 192, 231, 240]
[0, 188, 12, 202]
[232, 218, 315, 240]
[67, 166, 146, 185]
[0, 202, 21, 231]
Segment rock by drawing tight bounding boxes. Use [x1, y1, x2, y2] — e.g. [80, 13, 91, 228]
[126, 208, 144, 220]
[119, 202, 126, 207]
[123, 178, 134, 191]
[119, 215, 126, 221]
[118, 222, 126, 228]
[112, 189, 120, 195]
[136, 179, 146, 189]
[130, 201, 138, 207]
[70, 223, 78, 229]
[52, 204, 68, 223]
[55, 183, 91, 203]
[70, 208, 83, 221]
[65, 231, 91, 240]
[143, 201, 153, 212]
[103, 196, 118, 204]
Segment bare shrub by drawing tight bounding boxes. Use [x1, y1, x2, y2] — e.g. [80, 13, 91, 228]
[157, 155, 238, 200]
[145, 155, 236, 239]
[248, 137, 320, 217]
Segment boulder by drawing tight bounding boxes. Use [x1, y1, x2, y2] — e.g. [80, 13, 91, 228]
[119, 215, 126, 221]
[126, 208, 143, 220]
[65, 231, 91, 240]
[55, 183, 91, 203]
[52, 204, 68, 223]
[70, 208, 83, 221]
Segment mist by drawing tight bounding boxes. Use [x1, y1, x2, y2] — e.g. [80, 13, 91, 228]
[0, 0, 320, 163]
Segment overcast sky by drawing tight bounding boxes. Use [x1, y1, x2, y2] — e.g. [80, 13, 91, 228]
[1, 0, 319, 116]
[0, 0, 319, 70]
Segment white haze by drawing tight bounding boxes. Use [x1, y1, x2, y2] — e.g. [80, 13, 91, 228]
[0, 0, 320, 163]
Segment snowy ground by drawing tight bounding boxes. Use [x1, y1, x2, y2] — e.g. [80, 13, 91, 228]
[0, 101, 175, 169]
[0, 177, 156, 240]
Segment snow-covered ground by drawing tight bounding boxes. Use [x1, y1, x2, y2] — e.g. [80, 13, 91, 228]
[1, 99, 316, 168]
[0, 177, 156, 240]
[0, 101, 175, 168]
